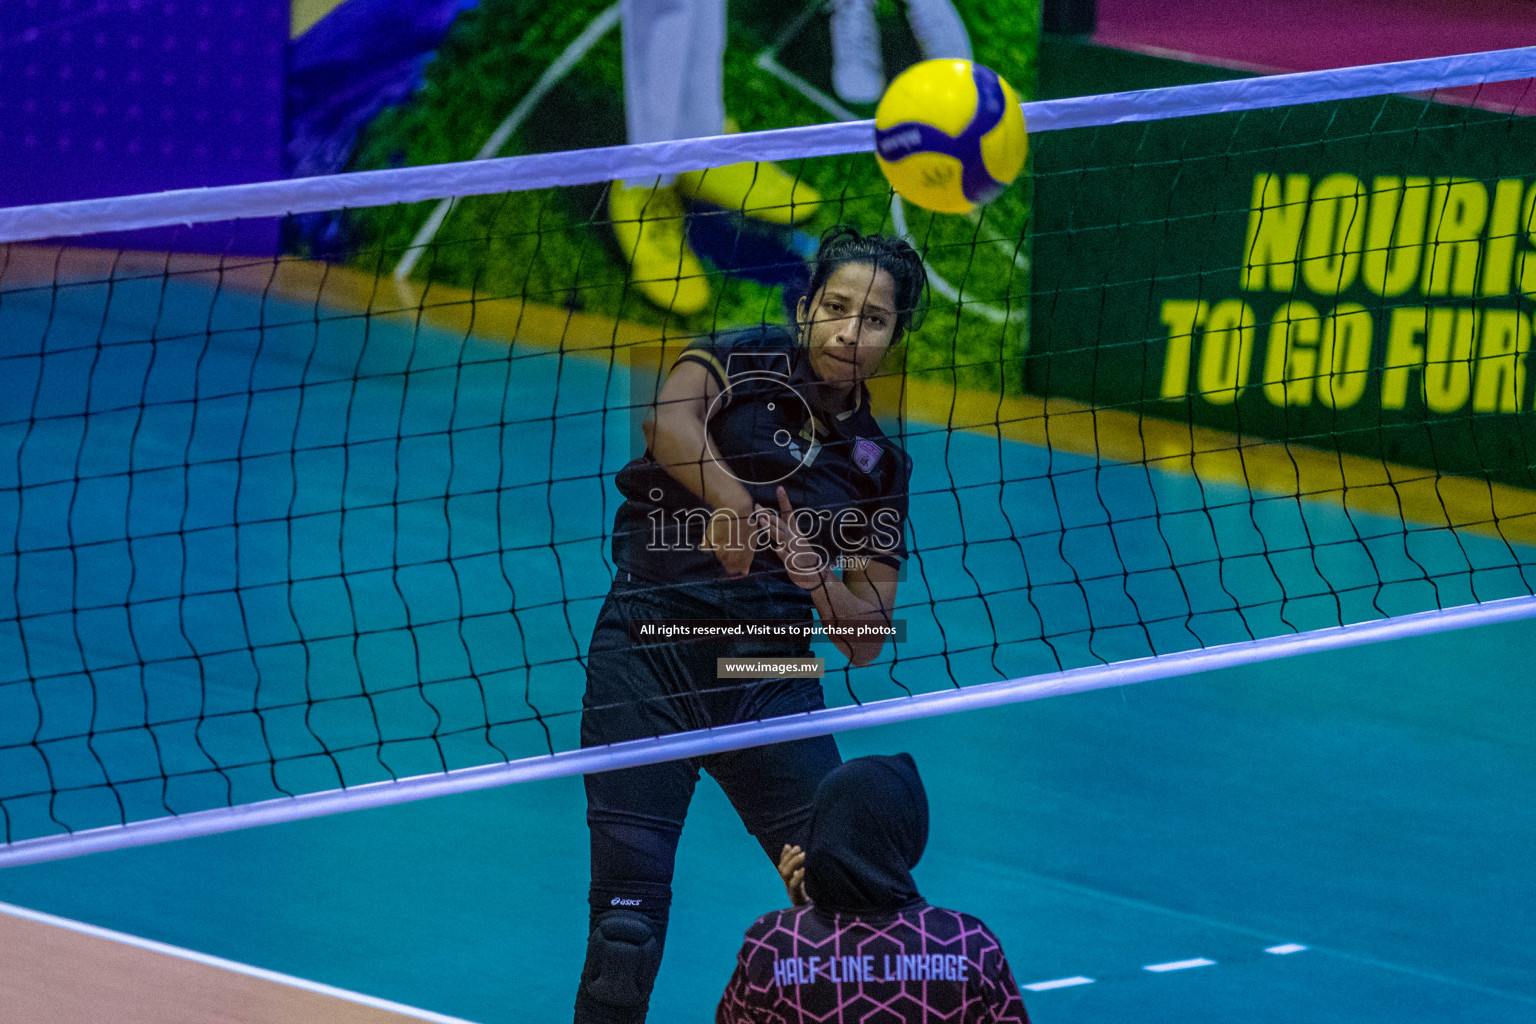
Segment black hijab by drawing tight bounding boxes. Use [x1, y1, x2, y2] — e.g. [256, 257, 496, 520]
[803, 753, 929, 914]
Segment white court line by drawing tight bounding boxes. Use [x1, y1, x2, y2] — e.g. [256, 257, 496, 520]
[999, 862, 1536, 1008]
[1144, 957, 1217, 972]
[1023, 975, 1096, 991]
[1025, 944, 1309, 992]
[0, 900, 483, 1024]
[393, 2, 622, 281]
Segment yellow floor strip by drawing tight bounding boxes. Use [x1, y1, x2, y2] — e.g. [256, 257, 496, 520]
[9, 245, 1534, 547]
[903, 379, 1536, 547]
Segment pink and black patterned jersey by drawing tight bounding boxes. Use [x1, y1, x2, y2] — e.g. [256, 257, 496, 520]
[716, 901, 1029, 1024]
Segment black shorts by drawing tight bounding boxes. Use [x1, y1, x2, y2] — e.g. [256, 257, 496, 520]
[581, 577, 842, 919]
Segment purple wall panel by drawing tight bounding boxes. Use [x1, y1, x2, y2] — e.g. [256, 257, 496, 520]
[0, 0, 289, 255]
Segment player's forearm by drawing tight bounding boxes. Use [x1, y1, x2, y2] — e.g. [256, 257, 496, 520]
[649, 410, 752, 514]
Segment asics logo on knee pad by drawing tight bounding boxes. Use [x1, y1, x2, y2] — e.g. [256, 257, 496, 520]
[610, 896, 643, 906]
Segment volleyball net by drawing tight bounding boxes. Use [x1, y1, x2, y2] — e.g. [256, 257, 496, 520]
[5, 48, 1536, 867]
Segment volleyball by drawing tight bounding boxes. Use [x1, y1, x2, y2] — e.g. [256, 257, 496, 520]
[874, 59, 1028, 215]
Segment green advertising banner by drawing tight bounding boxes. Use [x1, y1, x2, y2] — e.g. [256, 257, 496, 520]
[1027, 91, 1536, 490]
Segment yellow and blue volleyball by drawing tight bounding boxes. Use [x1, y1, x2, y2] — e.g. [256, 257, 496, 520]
[874, 59, 1027, 215]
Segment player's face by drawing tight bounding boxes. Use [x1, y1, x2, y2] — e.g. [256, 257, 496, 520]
[798, 262, 899, 394]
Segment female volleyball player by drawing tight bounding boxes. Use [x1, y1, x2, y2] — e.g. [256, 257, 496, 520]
[573, 226, 924, 1024]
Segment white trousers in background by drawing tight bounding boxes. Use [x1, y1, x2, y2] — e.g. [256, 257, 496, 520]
[622, 0, 726, 164]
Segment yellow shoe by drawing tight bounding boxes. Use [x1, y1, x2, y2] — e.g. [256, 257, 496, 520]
[674, 122, 821, 225]
[608, 180, 711, 316]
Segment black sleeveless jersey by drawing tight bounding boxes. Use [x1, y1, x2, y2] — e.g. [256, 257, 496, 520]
[611, 324, 911, 616]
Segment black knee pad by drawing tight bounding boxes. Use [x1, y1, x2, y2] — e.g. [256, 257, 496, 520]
[580, 910, 663, 1010]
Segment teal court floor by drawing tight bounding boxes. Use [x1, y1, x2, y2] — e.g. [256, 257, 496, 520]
[1, 266, 1533, 1022]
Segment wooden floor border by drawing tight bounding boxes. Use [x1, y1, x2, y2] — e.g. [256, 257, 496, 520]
[0, 900, 478, 1024]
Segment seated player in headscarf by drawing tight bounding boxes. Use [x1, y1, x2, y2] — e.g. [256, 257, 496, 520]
[716, 754, 1030, 1024]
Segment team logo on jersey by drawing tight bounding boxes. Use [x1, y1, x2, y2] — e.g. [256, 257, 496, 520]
[852, 437, 882, 475]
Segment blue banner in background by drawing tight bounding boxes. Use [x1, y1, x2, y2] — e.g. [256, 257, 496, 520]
[0, 0, 288, 254]
[286, 0, 481, 178]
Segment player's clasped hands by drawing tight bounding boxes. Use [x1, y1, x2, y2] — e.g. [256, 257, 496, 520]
[702, 505, 758, 577]
[757, 486, 825, 590]
[778, 843, 808, 906]
[703, 486, 825, 589]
